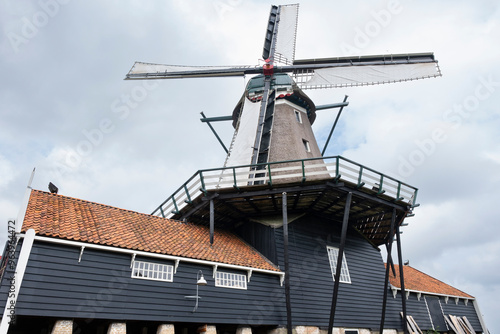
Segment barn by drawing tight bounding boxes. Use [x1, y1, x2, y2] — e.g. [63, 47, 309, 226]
[0, 161, 488, 333]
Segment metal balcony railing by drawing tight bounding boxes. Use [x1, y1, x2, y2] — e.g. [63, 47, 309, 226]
[152, 156, 418, 218]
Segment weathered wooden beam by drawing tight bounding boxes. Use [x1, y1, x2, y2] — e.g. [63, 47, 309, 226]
[328, 192, 352, 334]
[209, 199, 214, 245]
[379, 208, 397, 333]
[179, 193, 218, 221]
[396, 224, 409, 334]
[282, 192, 292, 334]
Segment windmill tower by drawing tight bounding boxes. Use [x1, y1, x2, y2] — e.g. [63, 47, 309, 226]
[125, 4, 441, 170]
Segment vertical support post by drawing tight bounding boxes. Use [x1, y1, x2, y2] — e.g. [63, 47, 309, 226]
[379, 208, 397, 333]
[328, 192, 352, 334]
[396, 224, 408, 334]
[282, 192, 292, 334]
[209, 200, 214, 245]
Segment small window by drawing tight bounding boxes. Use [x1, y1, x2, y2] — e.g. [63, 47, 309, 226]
[132, 260, 173, 282]
[294, 110, 302, 123]
[303, 139, 311, 152]
[344, 330, 359, 334]
[215, 271, 247, 289]
[327, 246, 351, 283]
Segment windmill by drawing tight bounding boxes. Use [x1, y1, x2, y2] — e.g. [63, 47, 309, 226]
[125, 4, 440, 171]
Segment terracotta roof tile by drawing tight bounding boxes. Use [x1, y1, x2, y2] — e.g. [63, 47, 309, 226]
[387, 264, 473, 298]
[22, 190, 280, 272]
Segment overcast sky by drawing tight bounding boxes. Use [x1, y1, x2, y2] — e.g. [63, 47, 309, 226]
[1, 0, 499, 331]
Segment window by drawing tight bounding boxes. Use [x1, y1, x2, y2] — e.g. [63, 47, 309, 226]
[132, 260, 173, 282]
[294, 110, 302, 123]
[302, 139, 311, 152]
[327, 246, 351, 283]
[215, 271, 247, 289]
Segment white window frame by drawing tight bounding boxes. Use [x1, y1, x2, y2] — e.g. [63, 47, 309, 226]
[131, 260, 174, 282]
[294, 109, 303, 123]
[303, 139, 311, 152]
[327, 246, 351, 283]
[215, 271, 247, 290]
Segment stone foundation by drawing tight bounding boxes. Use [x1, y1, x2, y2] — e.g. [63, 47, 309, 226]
[157, 324, 175, 334]
[197, 324, 216, 334]
[236, 326, 252, 334]
[294, 326, 320, 334]
[51, 320, 73, 334]
[107, 322, 126, 334]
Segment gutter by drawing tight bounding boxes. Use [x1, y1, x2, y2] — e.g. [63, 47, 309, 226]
[17, 234, 285, 285]
[390, 285, 475, 303]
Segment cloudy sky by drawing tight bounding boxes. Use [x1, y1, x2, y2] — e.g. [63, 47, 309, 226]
[1, 0, 499, 331]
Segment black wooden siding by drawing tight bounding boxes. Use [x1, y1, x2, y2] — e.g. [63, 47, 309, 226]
[440, 297, 482, 331]
[0, 241, 286, 325]
[238, 215, 483, 332]
[271, 216, 392, 329]
[0, 224, 483, 332]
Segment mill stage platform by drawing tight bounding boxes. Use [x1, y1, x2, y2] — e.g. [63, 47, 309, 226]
[152, 156, 417, 246]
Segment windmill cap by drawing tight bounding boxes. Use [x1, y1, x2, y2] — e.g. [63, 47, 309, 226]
[231, 74, 316, 127]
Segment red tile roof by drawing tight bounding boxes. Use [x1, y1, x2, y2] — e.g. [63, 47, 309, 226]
[387, 264, 473, 298]
[22, 190, 280, 272]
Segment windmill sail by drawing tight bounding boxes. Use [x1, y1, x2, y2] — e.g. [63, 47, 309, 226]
[273, 4, 299, 65]
[290, 53, 441, 89]
[125, 4, 442, 173]
[125, 62, 260, 80]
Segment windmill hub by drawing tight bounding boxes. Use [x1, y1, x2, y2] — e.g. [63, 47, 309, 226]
[263, 62, 274, 76]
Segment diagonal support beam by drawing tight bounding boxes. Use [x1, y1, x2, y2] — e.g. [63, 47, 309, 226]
[321, 95, 348, 156]
[379, 208, 397, 333]
[200, 111, 228, 154]
[328, 192, 352, 334]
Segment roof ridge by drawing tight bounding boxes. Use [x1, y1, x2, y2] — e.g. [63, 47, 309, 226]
[32, 189, 172, 222]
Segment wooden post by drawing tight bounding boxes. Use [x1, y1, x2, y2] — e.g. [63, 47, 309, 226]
[396, 224, 408, 334]
[379, 208, 397, 333]
[210, 199, 214, 245]
[328, 192, 352, 334]
[282, 192, 292, 334]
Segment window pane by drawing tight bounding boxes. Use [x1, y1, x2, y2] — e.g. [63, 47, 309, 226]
[215, 271, 247, 289]
[327, 246, 351, 283]
[131, 260, 174, 282]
